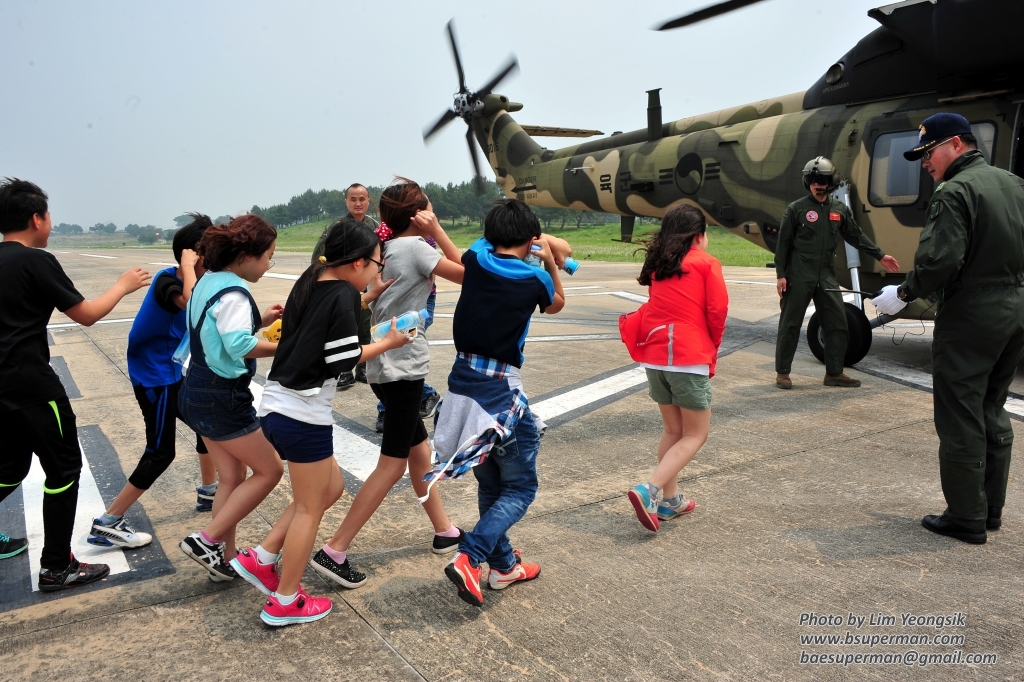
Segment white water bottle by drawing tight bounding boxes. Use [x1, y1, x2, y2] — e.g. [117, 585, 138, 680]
[370, 309, 430, 342]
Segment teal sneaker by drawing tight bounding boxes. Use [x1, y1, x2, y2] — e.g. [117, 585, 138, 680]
[627, 484, 660, 532]
[0, 532, 28, 559]
[657, 497, 697, 521]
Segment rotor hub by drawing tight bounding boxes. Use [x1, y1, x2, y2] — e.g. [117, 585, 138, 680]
[453, 93, 483, 120]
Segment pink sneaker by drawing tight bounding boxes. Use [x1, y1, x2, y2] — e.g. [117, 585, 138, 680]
[230, 547, 280, 596]
[260, 592, 333, 627]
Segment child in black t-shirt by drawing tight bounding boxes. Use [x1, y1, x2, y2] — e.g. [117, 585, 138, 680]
[228, 218, 410, 626]
[88, 215, 215, 551]
[438, 199, 571, 607]
[0, 178, 150, 591]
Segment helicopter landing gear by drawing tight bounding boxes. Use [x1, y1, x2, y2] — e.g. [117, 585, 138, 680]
[806, 302, 873, 367]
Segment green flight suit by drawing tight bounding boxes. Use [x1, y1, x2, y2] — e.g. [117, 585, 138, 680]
[774, 194, 885, 375]
[900, 149, 1024, 531]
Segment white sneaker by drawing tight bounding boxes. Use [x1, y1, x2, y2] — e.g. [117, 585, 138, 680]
[88, 517, 152, 549]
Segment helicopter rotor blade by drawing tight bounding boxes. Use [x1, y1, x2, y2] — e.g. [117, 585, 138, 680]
[423, 109, 459, 142]
[446, 19, 468, 94]
[474, 55, 519, 99]
[655, 0, 768, 31]
[466, 126, 486, 195]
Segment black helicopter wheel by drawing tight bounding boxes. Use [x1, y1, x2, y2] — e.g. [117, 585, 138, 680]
[806, 302, 872, 367]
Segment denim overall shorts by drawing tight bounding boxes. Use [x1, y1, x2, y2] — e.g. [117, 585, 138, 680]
[177, 286, 263, 441]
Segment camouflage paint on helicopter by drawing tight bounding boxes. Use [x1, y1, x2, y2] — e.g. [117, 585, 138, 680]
[472, 91, 1018, 297]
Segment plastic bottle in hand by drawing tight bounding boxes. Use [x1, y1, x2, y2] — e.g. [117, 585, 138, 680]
[370, 309, 430, 342]
[526, 244, 579, 275]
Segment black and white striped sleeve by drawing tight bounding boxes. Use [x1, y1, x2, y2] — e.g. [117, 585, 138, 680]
[323, 294, 362, 375]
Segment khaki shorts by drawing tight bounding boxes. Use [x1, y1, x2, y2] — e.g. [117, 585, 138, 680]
[645, 369, 712, 411]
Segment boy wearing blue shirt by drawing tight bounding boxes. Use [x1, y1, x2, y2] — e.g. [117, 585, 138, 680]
[441, 199, 569, 607]
[88, 215, 216, 549]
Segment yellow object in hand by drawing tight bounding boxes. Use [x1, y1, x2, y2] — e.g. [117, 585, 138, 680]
[262, 319, 282, 343]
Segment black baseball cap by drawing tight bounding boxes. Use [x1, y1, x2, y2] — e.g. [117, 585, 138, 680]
[904, 113, 972, 161]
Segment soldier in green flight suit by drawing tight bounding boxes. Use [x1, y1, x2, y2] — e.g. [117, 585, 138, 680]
[873, 113, 1024, 545]
[774, 157, 900, 389]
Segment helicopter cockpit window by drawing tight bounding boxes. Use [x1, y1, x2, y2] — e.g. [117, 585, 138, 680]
[869, 122, 996, 207]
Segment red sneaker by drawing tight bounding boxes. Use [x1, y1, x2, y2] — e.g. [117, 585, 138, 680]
[445, 552, 483, 607]
[488, 551, 541, 590]
[230, 547, 280, 596]
[260, 592, 332, 627]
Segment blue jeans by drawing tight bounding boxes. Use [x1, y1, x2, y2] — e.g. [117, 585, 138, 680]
[460, 410, 540, 572]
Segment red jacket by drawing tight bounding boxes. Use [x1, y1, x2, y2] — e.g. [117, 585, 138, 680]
[620, 248, 729, 376]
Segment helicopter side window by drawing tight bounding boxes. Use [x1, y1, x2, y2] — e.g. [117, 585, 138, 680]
[869, 123, 996, 207]
[869, 131, 921, 206]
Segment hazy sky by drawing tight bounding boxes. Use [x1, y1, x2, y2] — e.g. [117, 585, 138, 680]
[1, 0, 884, 228]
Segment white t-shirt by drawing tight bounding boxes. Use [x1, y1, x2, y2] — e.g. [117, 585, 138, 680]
[641, 362, 710, 376]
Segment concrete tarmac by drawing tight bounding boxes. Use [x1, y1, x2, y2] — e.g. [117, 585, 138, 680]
[1, 248, 1022, 681]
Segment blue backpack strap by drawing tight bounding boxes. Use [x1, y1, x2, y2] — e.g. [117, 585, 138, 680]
[188, 285, 262, 373]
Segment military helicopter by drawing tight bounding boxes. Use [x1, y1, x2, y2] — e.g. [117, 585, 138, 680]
[423, 0, 1024, 366]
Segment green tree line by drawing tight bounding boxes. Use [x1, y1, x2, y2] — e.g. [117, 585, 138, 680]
[250, 178, 626, 230]
[52, 179, 649, 244]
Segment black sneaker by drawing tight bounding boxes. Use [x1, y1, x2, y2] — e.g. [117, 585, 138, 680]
[432, 527, 464, 555]
[0, 532, 28, 560]
[374, 411, 385, 433]
[419, 392, 441, 419]
[196, 483, 217, 512]
[337, 372, 356, 391]
[38, 555, 110, 592]
[354, 365, 367, 384]
[180, 533, 236, 581]
[308, 549, 367, 589]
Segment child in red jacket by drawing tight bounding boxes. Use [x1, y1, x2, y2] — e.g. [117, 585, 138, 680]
[620, 205, 728, 531]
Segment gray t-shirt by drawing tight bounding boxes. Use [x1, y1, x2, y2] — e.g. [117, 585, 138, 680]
[367, 236, 441, 383]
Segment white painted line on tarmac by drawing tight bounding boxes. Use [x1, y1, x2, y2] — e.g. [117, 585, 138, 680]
[248, 381, 381, 481]
[78, 253, 118, 259]
[562, 285, 604, 291]
[564, 290, 650, 304]
[725, 279, 776, 286]
[856, 355, 1024, 419]
[855, 356, 932, 390]
[47, 317, 136, 329]
[24, 441, 131, 591]
[331, 429, 382, 482]
[532, 366, 649, 421]
[428, 333, 621, 346]
[148, 262, 178, 267]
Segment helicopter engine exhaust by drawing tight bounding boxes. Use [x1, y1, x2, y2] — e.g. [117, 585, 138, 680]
[647, 88, 663, 142]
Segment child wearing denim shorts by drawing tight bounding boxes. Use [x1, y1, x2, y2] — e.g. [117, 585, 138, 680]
[227, 218, 411, 626]
[620, 204, 728, 532]
[435, 199, 571, 607]
[177, 215, 285, 581]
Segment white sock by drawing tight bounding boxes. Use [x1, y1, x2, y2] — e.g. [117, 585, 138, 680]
[274, 591, 298, 606]
[254, 544, 279, 565]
